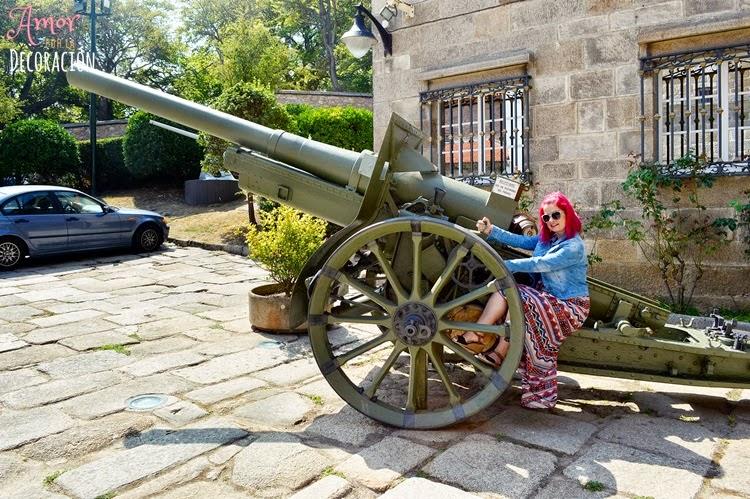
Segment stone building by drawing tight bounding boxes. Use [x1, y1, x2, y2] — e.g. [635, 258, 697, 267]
[371, 0, 750, 309]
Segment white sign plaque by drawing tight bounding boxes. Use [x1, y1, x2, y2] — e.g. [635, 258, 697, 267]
[491, 177, 522, 200]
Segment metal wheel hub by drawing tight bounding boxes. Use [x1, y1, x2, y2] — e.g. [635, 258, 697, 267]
[0, 242, 20, 266]
[393, 302, 437, 346]
[142, 229, 158, 249]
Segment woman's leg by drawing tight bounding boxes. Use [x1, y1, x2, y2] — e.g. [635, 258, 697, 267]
[462, 291, 509, 364]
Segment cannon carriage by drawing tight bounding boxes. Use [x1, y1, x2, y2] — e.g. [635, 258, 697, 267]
[67, 65, 750, 429]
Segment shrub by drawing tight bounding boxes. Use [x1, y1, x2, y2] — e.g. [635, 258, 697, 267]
[200, 82, 296, 175]
[246, 205, 327, 295]
[586, 153, 739, 313]
[0, 119, 80, 185]
[294, 106, 373, 151]
[123, 111, 203, 184]
[78, 137, 133, 192]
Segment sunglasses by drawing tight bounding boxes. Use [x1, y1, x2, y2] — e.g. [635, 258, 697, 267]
[542, 211, 562, 223]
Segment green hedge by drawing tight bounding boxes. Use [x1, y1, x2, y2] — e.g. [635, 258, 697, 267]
[123, 111, 203, 184]
[292, 105, 373, 151]
[0, 119, 81, 186]
[78, 137, 134, 192]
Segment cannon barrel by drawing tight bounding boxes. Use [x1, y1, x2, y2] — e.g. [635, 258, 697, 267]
[66, 63, 365, 191]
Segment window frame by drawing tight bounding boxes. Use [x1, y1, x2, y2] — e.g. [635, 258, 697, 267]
[419, 75, 531, 185]
[1, 191, 62, 216]
[640, 43, 750, 176]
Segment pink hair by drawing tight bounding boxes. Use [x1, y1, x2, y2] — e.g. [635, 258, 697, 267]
[538, 191, 582, 243]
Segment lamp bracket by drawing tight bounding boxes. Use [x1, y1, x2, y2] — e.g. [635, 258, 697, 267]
[386, 0, 414, 18]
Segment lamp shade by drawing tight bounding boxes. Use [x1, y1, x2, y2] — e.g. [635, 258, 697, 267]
[342, 14, 377, 59]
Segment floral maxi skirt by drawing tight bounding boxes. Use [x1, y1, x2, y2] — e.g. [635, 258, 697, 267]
[516, 284, 590, 409]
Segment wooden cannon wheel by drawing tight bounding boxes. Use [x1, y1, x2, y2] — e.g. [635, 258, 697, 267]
[307, 217, 525, 429]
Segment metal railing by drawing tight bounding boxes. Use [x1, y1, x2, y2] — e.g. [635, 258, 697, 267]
[420, 75, 531, 184]
[641, 43, 750, 176]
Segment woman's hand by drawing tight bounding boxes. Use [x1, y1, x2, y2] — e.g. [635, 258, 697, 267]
[476, 217, 493, 235]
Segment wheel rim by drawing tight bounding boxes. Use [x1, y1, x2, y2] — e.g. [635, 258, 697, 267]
[141, 228, 159, 250]
[0, 241, 21, 267]
[308, 217, 525, 429]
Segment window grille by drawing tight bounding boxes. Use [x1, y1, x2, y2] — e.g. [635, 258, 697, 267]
[419, 76, 531, 185]
[640, 43, 750, 176]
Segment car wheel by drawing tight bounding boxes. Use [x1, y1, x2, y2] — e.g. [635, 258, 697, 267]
[0, 237, 25, 270]
[133, 225, 163, 252]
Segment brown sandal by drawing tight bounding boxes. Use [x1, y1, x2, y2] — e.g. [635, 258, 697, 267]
[477, 348, 505, 368]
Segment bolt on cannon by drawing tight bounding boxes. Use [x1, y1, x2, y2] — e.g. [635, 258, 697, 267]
[67, 64, 750, 429]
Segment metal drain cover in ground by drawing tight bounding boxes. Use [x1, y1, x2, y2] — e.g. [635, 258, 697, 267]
[125, 393, 169, 411]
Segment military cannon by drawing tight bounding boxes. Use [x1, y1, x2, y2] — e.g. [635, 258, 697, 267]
[67, 65, 750, 429]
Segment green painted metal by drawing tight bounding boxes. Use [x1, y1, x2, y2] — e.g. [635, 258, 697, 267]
[65, 65, 750, 429]
[307, 217, 525, 429]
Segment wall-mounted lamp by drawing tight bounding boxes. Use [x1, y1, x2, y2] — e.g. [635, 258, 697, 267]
[342, 1, 413, 58]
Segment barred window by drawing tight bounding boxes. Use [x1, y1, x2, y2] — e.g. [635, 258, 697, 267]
[419, 76, 530, 184]
[641, 44, 750, 175]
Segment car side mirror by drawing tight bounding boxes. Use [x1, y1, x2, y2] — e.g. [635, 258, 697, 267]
[103, 205, 114, 213]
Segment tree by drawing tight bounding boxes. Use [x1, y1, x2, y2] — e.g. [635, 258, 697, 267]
[199, 82, 296, 174]
[259, 0, 369, 92]
[179, 0, 259, 61]
[171, 49, 223, 104]
[217, 19, 296, 89]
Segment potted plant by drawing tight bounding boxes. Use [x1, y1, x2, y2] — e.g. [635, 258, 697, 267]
[246, 205, 327, 332]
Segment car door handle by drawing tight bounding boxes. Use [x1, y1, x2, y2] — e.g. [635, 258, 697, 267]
[14, 219, 29, 224]
[66, 217, 79, 222]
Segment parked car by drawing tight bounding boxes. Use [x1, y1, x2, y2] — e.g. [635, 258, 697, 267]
[0, 185, 169, 270]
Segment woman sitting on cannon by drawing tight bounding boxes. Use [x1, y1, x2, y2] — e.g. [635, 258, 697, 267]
[456, 191, 590, 409]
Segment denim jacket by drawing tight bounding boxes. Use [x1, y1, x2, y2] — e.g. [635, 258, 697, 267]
[487, 226, 589, 299]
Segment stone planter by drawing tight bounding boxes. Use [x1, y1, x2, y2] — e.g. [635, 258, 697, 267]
[248, 283, 307, 333]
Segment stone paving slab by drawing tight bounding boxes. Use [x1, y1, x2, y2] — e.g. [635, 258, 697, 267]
[379, 477, 480, 498]
[153, 400, 208, 426]
[563, 441, 710, 499]
[708, 422, 750, 494]
[534, 476, 622, 499]
[303, 406, 389, 447]
[18, 412, 157, 461]
[59, 329, 140, 351]
[596, 413, 720, 464]
[0, 344, 75, 370]
[116, 456, 211, 499]
[24, 319, 121, 345]
[424, 434, 557, 497]
[38, 350, 134, 378]
[0, 407, 75, 450]
[173, 348, 286, 384]
[128, 336, 199, 356]
[28, 309, 105, 328]
[57, 373, 194, 420]
[0, 371, 127, 409]
[335, 436, 436, 491]
[119, 350, 207, 377]
[234, 392, 314, 427]
[0, 304, 48, 321]
[482, 406, 599, 455]
[289, 475, 351, 499]
[185, 376, 267, 405]
[0, 333, 27, 352]
[230, 432, 330, 496]
[0, 367, 47, 395]
[135, 315, 214, 340]
[254, 357, 322, 386]
[55, 418, 247, 498]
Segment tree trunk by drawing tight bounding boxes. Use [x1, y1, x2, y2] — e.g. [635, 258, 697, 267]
[318, 0, 341, 91]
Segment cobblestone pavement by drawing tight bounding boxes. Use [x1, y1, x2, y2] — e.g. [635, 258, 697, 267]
[1, 245, 749, 499]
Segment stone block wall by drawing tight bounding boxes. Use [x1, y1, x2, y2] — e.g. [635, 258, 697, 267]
[372, 0, 750, 309]
[275, 90, 373, 110]
[63, 120, 128, 140]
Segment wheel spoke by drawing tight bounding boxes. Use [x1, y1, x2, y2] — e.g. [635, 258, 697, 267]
[426, 241, 469, 303]
[338, 272, 397, 314]
[364, 343, 407, 399]
[438, 320, 507, 337]
[367, 242, 408, 303]
[411, 231, 423, 300]
[406, 348, 428, 411]
[436, 332, 493, 376]
[434, 279, 498, 317]
[329, 313, 391, 327]
[335, 332, 392, 366]
[426, 346, 461, 406]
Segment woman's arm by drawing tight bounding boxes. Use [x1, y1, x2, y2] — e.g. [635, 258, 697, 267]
[504, 239, 584, 273]
[487, 226, 539, 250]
